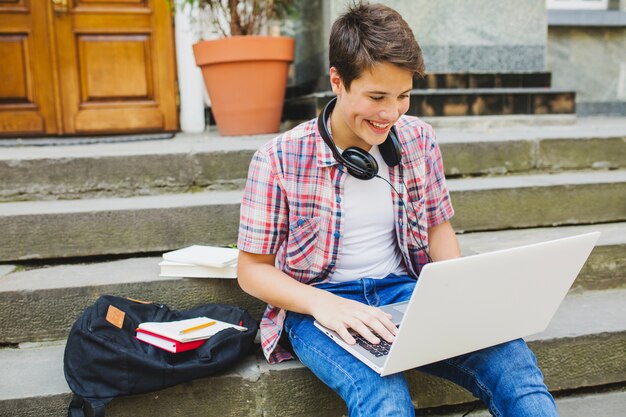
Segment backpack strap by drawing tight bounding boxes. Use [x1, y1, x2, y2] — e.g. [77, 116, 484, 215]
[68, 394, 107, 417]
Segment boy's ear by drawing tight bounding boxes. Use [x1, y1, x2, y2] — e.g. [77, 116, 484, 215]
[329, 67, 343, 95]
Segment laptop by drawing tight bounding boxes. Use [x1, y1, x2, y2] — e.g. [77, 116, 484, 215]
[314, 232, 601, 376]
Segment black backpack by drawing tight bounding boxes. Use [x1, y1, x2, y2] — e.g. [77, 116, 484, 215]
[64, 295, 259, 417]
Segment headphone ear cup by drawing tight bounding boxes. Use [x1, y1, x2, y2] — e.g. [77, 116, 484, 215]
[379, 126, 402, 167]
[342, 147, 379, 180]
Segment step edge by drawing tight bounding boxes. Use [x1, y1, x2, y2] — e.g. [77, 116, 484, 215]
[1, 321, 625, 402]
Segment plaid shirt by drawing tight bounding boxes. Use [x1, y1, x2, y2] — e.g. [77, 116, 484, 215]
[238, 115, 454, 364]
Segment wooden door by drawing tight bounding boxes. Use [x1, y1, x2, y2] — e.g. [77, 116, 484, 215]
[0, 0, 178, 137]
[0, 0, 60, 135]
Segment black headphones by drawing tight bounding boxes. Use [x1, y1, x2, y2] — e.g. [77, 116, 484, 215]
[317, 97, 433, 264]
[317, 97, 403, 180]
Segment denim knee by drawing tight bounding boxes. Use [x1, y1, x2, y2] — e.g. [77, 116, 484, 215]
[448, 339, 558, 417]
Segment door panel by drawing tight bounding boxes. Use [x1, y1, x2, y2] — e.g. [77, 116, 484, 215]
[55, 0, 177, 134]
[0, 35, 31, 102]
[75, 0, 148, 8]
[0, 0, 59, 135]
[77, 35, 154, 101]
[0, 0, 30, 13]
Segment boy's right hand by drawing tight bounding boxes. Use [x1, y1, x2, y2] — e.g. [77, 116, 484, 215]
[310, 292, 397, 346]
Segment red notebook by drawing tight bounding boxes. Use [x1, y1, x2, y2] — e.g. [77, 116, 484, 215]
[136, 329, 206, 353]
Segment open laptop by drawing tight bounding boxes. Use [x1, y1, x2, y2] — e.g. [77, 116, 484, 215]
[314, 232, 601, 376]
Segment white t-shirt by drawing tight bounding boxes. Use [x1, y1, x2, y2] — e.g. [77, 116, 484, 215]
[330, 145, 408, 283]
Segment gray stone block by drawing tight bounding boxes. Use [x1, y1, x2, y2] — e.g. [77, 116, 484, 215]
[547, 26, 626, 115]
[538, 137, 626, 170]
[1, 171, 625, 261]
[0, 257, 265, 344]
[2, 120, 625, 202]
[332, 0, 547, 73]
[435, 389, 626, 417]
[0, 265, 15, 277]
[555, 390, 626, 417]
[1, 223, 623, 344]
[0, 150, 254, 202]
[441, 140, 536, 176]
[444, 45, 546, 73]
[576, 102, 626, 116]
[448, 171, 626, 232]
[193, 150, 255, 184]
[1, 288, 625, 416]
[0, 191, 243, 261]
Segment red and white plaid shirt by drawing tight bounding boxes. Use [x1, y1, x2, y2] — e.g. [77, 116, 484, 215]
[238, 115, 454, 364]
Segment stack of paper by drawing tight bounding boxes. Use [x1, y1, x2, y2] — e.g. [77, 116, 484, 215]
[159, 245, 239, 279]
[136, 316, 247, 353]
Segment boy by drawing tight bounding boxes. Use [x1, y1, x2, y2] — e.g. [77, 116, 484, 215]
[237, 2, 559, 416]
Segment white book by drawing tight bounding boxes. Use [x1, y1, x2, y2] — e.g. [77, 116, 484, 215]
[159, 260, 237, 279]
[162, 245, 239, 268]
[138, 316, 247, 343]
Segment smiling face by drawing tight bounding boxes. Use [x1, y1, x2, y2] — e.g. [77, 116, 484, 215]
[329, 62, 413, 152]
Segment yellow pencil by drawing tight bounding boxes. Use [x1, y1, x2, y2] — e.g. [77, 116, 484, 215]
[179, 320, 216, 335]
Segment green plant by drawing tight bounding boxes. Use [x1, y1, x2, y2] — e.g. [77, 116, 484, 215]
[178, 0, 297, 37]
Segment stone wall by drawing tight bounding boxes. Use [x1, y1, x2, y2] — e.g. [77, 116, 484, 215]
[343, 0, 547, 73]
[294, 0, 547, 87]
[548, 26, 626, 115]
[546, 0, 626, 115]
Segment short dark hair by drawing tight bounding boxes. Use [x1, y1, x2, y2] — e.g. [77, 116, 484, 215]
[329, 2, 425, 90]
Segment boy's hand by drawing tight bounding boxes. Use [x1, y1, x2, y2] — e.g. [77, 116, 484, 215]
[311, 292, 397, 346]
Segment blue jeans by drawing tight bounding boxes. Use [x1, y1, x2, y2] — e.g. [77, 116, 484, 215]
[284, 275, 559, 417]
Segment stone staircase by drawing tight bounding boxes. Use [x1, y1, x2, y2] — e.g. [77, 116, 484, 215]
[1, 117, 625, 416]
[284, 72, 577, 124]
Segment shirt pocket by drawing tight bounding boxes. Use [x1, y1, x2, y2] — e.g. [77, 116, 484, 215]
[286, 215, 321, 271]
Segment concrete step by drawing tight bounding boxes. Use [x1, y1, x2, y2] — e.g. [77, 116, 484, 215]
[2, 169, 624, 261]
[0, 257, 263, 344]
[0, 190, 243, 261]
[412, 72, 553, 90]
[1, 288, 624, 417]
[283, 88, 577, 121]
[433, 389, 626, 417]
[1, 223, 623, 344]
[292, 72, 554, 96]
[0, 133, 270, 203]
[1, 118, 624, 202]
[447, 169, 626, 233]
[553, 390, 626, 417]
[440, 129, 625, 177]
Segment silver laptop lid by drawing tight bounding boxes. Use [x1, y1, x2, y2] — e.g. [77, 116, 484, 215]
[381, 232, 600, 376]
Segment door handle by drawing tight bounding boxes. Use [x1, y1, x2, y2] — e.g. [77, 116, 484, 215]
[52, 0, 68, 12]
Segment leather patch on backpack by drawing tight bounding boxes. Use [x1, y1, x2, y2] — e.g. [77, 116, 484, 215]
[106, 305, 125, 329]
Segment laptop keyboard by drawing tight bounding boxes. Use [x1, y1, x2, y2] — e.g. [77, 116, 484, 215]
[354, 333, 392, 357]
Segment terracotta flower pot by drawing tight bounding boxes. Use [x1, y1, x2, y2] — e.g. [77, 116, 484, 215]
[193, 36, 295, 136]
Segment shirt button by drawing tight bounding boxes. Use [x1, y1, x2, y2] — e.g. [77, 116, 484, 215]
[334, 231, 341, 238]
[412, 221, 418, 227]
[297, 218, 305, 226]
[336, 196, 341, 203]
[399, 201, 404, 206]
